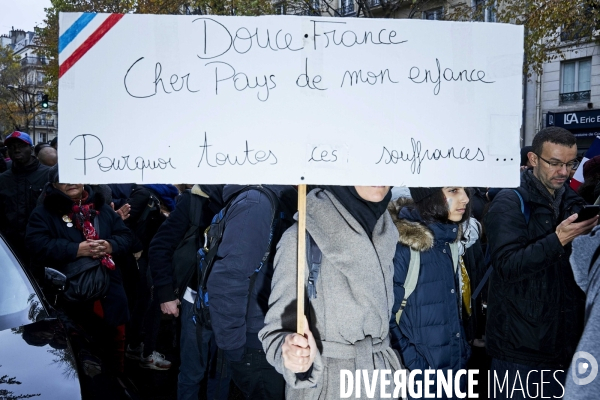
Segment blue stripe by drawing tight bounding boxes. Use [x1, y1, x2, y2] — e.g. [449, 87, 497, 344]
[58, 13, 97, 54]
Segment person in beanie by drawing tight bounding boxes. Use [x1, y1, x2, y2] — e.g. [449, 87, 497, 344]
[389, 187, 473, 397]
[484, 127, 595, 399]
[0, 131, 50, 266]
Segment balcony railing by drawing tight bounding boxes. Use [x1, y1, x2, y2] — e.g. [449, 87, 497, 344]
[369, 0, 381, 7]
[559, 90, 591, 104]
[294, 8, 320, 16]
[337, 2, 355, 15]
[20, 57, 47, 67]
[34, 120, 55, 127]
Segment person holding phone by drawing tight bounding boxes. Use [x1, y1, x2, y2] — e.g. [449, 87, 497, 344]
[484, 127, 598, 399]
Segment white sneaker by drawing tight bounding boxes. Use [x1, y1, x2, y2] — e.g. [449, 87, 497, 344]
[139, 351, 171, 370]
[125, 343, 144, 361]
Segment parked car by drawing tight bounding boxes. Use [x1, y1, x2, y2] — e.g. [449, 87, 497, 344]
[0, 235, 139, 400]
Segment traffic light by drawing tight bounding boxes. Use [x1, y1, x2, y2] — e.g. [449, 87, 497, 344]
[41, 94, 49, 109]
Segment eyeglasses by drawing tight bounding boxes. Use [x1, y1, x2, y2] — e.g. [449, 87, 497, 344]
[535, 153, 580, 170]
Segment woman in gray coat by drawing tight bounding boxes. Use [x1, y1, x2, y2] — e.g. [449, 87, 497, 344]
[259, 186, 403, 399]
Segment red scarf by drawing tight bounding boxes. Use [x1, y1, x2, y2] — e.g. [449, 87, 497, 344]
[70, 192, 115, 270]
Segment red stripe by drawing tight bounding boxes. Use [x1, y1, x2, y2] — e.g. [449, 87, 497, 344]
[571, 179, 582, 191]
[59, 13, 124, 79]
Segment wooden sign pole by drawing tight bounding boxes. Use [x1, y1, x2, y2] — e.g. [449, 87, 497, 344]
[297, 184, 307, 335]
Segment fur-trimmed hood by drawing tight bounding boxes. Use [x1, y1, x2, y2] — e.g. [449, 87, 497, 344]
[43, 184, 105, 215]
[388, 197, 434, 252]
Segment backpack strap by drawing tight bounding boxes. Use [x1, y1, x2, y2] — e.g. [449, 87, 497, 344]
[471, 264, 494, 302]
[305, 231, 322, 300]
[512, 189, 530, 224]
[254, 187, 280, 272]
[198, 186, 280, 303]
[395, 249, 420, 324]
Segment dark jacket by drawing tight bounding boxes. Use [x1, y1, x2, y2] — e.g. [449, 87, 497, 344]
[484, 170, 586, 368]
[25, 185, 133, 273]
[107, 184, 134, 209]
[149, 185, 223, 304]
[125, 185, 166, 254]
[389, 203, 471, 374]
[207, 185, 297, 362]
[0, 159, 50, 262]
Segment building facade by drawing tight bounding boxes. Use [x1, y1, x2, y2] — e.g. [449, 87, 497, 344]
[0, 28, 57, 145]
[528, 39, 600, 153]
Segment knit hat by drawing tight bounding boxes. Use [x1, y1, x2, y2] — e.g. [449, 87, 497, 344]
[5, 131, 33, 146]
[409, 187, 440, 203]
[583, 155, 600, 181]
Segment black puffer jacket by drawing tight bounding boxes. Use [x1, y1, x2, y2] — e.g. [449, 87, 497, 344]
[484, 170, 586, 368]
[149, 185, 224, 304]
[25, 185, 133, 274]
[0, 159, 50, 261]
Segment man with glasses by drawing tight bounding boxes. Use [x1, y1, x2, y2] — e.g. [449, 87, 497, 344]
[484, 127, 596, 399]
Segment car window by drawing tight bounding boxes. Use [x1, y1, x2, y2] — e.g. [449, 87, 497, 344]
[0, 239, 42, 331]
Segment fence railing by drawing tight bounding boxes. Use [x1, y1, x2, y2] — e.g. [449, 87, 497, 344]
[559, 90, 591, 104]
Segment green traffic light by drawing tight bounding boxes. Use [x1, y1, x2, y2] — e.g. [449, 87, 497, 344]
[41, 94, 49, 109]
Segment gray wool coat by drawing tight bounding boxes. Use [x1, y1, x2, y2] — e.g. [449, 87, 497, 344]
[259, 189, 403, 400]
[565, 225, 600, 398]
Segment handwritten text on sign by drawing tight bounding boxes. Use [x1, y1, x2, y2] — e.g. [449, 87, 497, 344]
[58, 14, 523, 186]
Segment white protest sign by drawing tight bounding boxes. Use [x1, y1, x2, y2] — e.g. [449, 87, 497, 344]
[58, 13, 523, 186]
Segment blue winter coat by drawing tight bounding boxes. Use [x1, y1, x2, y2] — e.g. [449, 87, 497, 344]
[207, 185, 297, 362]
[389, 204, 471, 374]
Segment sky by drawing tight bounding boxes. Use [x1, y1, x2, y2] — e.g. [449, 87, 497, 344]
[0, 0, 52, 34]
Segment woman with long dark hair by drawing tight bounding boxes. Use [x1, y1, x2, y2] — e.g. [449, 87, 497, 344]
[389, 187, 474, 398]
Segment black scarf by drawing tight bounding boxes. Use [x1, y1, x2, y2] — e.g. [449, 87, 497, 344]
[319, 186, 391, 239]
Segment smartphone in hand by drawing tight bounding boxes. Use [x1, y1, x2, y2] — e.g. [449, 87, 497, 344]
[574, 205, 600, 223]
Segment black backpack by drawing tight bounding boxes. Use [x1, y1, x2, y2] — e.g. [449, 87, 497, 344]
[193, 186, 281, 329]
[170, 191, 209, 300]
[127, 186, 166, 249]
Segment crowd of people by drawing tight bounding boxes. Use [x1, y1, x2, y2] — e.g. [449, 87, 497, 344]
[0, 126, 599, 400]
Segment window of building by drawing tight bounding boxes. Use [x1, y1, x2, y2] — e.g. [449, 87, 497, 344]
[424, 7, 444, 20]
[560, 5, 595, 41]
[339, 0, 354, 15]
[560, 58, 592, 104]
[274, 3, 285, 14]
[473, 0, 496, 22]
